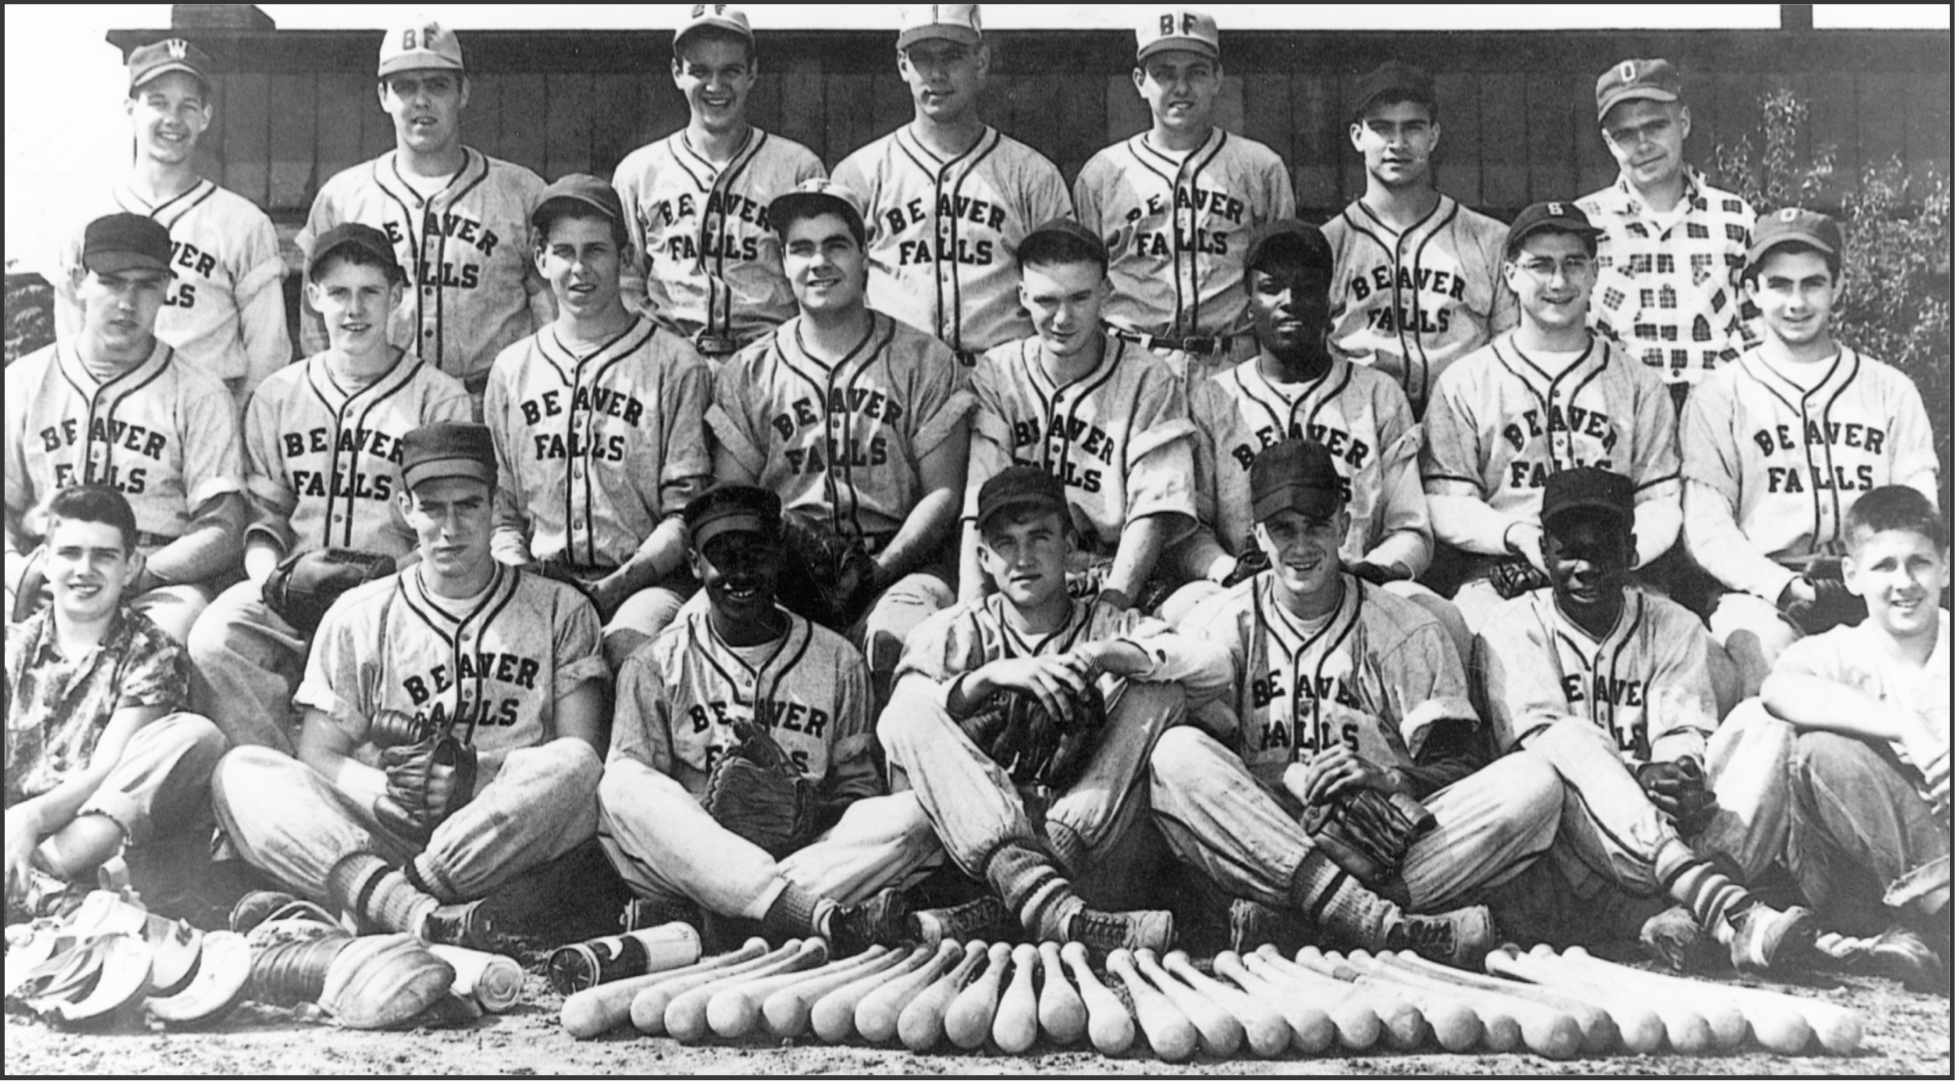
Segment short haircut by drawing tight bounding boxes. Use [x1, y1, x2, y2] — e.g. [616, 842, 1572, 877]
[980, 503, 1072, 544]
[1018, 231, 1107, 276]
[675, 26, 755, 64]
[534, 204, 632, 253]
[1359, 93, 1437, 124]
[44, 485, 139, 553]
[1846, 485, 1948, 551]
[313, 244, 405, 287]
[778, 206, 866, 252]
[1744, 240, 1841, 285]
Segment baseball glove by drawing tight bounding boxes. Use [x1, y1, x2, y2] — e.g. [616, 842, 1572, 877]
[1300, 789, 1437, 888]
[1487, 557, 1552, 600]
[1636, 758, 1718, 834]
[958, 681, 1109, 793]
[777, 517, 880, 630]
[1222, 542, 1270, 588]
[701, 720, 818, 859]
[369, 711, 478, 844]
[1780, 558, 1865, 635]
[262, 549, 396, 637]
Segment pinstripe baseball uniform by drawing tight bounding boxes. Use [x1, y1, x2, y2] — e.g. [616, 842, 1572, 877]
[831, 126, 1073, 357]
[613, 128, 826, 350]
[1323, 195, 1517, 416]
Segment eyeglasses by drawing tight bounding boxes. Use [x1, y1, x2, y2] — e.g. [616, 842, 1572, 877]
[1514, 256, 1596, 281]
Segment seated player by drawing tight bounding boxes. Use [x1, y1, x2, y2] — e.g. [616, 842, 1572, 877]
[1684, 209, 1941, 695]
[961, 218, 1196, 611]
[879, 466, 1233, 954]
[485, 175, 712, 672]
[1762, 486, 1950, 990]
[188, 224, 471, 752]
[599, 484, 938, 948]
[211, 424, 611, 951]
[7, 213, 246, 644]
[1475, 467, 1816, 973]
[5, 486, 225, 914]
[1152, 439, 1550, 964]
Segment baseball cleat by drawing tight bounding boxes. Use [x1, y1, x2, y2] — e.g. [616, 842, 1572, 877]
[1726, 902, 1817, 974]
[1816, 926, 1948, 993]
[1384, 904, 1496, 968]
[827, 887, 911, 955]
[909, 895, 1010, 948]
[1639, 904, 1714, 972]
[1067, 907, 1175, 958]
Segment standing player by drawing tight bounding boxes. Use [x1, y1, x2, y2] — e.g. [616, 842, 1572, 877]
[6, 214, 246, 645]
[830, 5, 1073, 364]
[1323, 61, 1515, 417]
[211, 424, 611, 951]
[613, 5, 826, 359]
[1683, 209, 1939, 693]
[485, 176, 713, 671]
[1578, 59, 1756, 403]
[1075, 10, 1296, 379]
[298, 17, 553, 407]
[961, 218, 1197, 610]
[1421, 202, 1681, 632]
[54, 38, 291, 412]
[186, 224, 471, 753]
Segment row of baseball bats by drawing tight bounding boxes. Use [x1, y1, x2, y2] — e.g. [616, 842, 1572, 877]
[558, 925, 1864, 1059]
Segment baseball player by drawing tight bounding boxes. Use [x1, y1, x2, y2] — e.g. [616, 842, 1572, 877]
[599, 484, 938, 947]
[881, 466, 1233, 953]
[1074, 10, 1296, 379]
[297, 17, 553, 406]
[1421, 202, 1682, 633]
[1578, 59, 1757, 401]
[1323, 61, 1516, 417]
[613, 5, 827, 359]
[961, 218, 1197, 611]
[829, 5, 1074, 363]
[53, 38, 291, 413]
[1153, 439, 1551, 963]
[211, 423, 611, 952]
[1683, 209, 1940, 694]
[186, 224, 472, 753]
[1474, 467, 1817, 974]
[6, 213, 246, 645]
[709, 181, 973, 697]
[1762, 486, 1949, 990]
[484, 175, 713, 671]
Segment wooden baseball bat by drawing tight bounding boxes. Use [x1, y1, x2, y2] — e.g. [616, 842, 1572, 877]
[1368, 951, 1582, 1060]
[712, 945, 889, 1039]
[1487, 947, 1714, 1054]
[991, 944, 1041, 1055]
[667, 938, 827, 1041]
[1391, 949, 1635, 1054]
[1204, 951, 1341, 1055]
[631, 939, 799, 1036]
[762, 946, 908, 1038]
[809, 944, 934, 1043]
[944, 942, 1014, 1050]
[1278, 947, 1423, 1050]
[562, 939, 765, 1040]
[1060, 941, 1136, 1056]
[1327, 950, 1483, 1053]
[1107, 948, 1198, 1062]
[1561, 945, 1857, 1054]
[854, 939, 964, 1044]
[1036, 941, 1087, 1046]
[1132, 948, 1243, 1058]
[1235, 949, 1386, 1052]
[1163, 950, 1292, 1058]
[898, 939, 991, 1052]
[1539, 945, 1749, 1051]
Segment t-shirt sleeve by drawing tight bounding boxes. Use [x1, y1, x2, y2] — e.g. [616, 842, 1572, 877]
[1644, 606, 1718, 763]
[552, 590, 610, 700]
[295, 599, 377, 743]
[1377, 615, 1479, 758]
[659, 347, 716, 517]
[705, 361, 768, 478]
[1419, 374, 1485, 497]
[181, 374, 247, 511]
[241, 384, 297, 552]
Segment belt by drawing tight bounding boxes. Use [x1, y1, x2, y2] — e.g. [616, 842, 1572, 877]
[1109, 327, 1241, 358]
[693, 331, 742, 359]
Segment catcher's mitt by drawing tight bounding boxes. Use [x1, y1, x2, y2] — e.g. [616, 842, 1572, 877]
[777, 517, 880, 630]
[318, 933, 455, 1030]
[1300, 788, 1437, 888]
[1487, 557, 1551, 600]
[262, 549, 395, 637]
[958, 681, 1109, 792]
[701, 720, 818, 859]
[1779, 559, 1864, 635]
[369, 711, 478, 843]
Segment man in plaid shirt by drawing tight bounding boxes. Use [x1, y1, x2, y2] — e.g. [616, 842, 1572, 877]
[1578, 59, 1756, 407]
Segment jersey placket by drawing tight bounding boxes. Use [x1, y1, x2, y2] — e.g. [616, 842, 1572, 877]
[314, 353, 402, 549]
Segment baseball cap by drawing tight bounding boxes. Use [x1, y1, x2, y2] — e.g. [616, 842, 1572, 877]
[675, 4, 754, 52]
[1506, 201, 1602, 257]
[898, 5, 983, 50]
[1244, 220, 1333, 275]
[379, 17, 465, 78]
[400, 424, 498, 491]
[1250, 440, 1344, 523]
[1595, 58, 1680, 122]
[769, 179, 867, 249]
[1541, 466, 1634, 532]
[684, 484, 783, 551]
[127, 38, 214, 94]
[1352, 60, 1434, 119]
[1017, 218, 1107, 273]
[1745, 207, 1844, 272]
[1137, 10, 1221, 63]
[82, 213, 173, 277]
[533, 173, 625, 232]
[976, 466, 1068, 533]
[307, 223, 404, 283]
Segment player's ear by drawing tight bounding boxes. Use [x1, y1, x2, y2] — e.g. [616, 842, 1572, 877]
[375, 79, 389, 111]
[124, 547, 147, 590]
[304, 279, 324, 312]
[1428, 120, 1441, 153]
[457, 75, 471, 111]
[686, 546, 706, 582]
[974, 43, 993, 79]
[671, 55, 686, 86]
[1675, 104, 1691, 141]
[1132, 67, 1150, 97]
[1349, 121, 1365, 152]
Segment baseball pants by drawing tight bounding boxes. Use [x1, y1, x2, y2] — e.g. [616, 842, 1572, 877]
[211, 738, 600, 905]
[602, 585, 689, 671]
[1148, 726, 1561, 912]
[62, 712, 227, 851]
[1787, 731, 1950, 927]
[597, 762, 943, 918]
[1708, 591, 1804, 695]
[186, 581, 306, 753]
[856, 572, 955, 685]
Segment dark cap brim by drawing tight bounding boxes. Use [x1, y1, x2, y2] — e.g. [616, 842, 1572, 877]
[402, 458, 496, 491]
[976, 493, 1068, 533]
[1597, 86, 1679, 121]
[131, 60, 210, 91]
[693, 514, 778, 553]
[899, 26, 982, 50]
[1252, 485, 1342, 524]
[85, 250, 171, 276]
[1542, 497, 1632, 531]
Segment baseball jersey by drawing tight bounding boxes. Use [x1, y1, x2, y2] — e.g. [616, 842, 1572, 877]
[1074, 129, 1295, 343]
[1323, 195, 1517, 416]
[1578, 168, 1758, 385]
[55, 179, 292, 395]
[296, 563, 608, 790]
[966, 334, 1196, 553]
[831, 126, 1073, 355]
[1776, 610, 1951, 771]
[5, 340, 244, 548]
[613, 128, 826, 347]
[609, 593, 879, 801]
[242, 349, 472, 560]
[299, 148, 551, 390]
[708, 313, 974, 549]
[484, 318, 713, 570]
[1421, 333, 1681, 524]
[1473, 585, 1718, 764]
[1183, 574, 1475, 789]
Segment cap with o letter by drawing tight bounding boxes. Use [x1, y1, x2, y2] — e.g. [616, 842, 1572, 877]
[1595, 58, 1680, 122]
[83, 213, 173, 277]
[1505, 201, 1602, 258]
[898, 5, 983, 50]
[1137, 10, 1220, 63]
[676, 4, 754, 51]
[399, 423, 498, 492]
[1541, 466, 1634, 533]
[1250, 439, 1345, 524]
[128, 38, 214, 94]
[1745, 207, 1844, 272]
[684, 484, 784, 551]
[379, 16, 465, 78]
